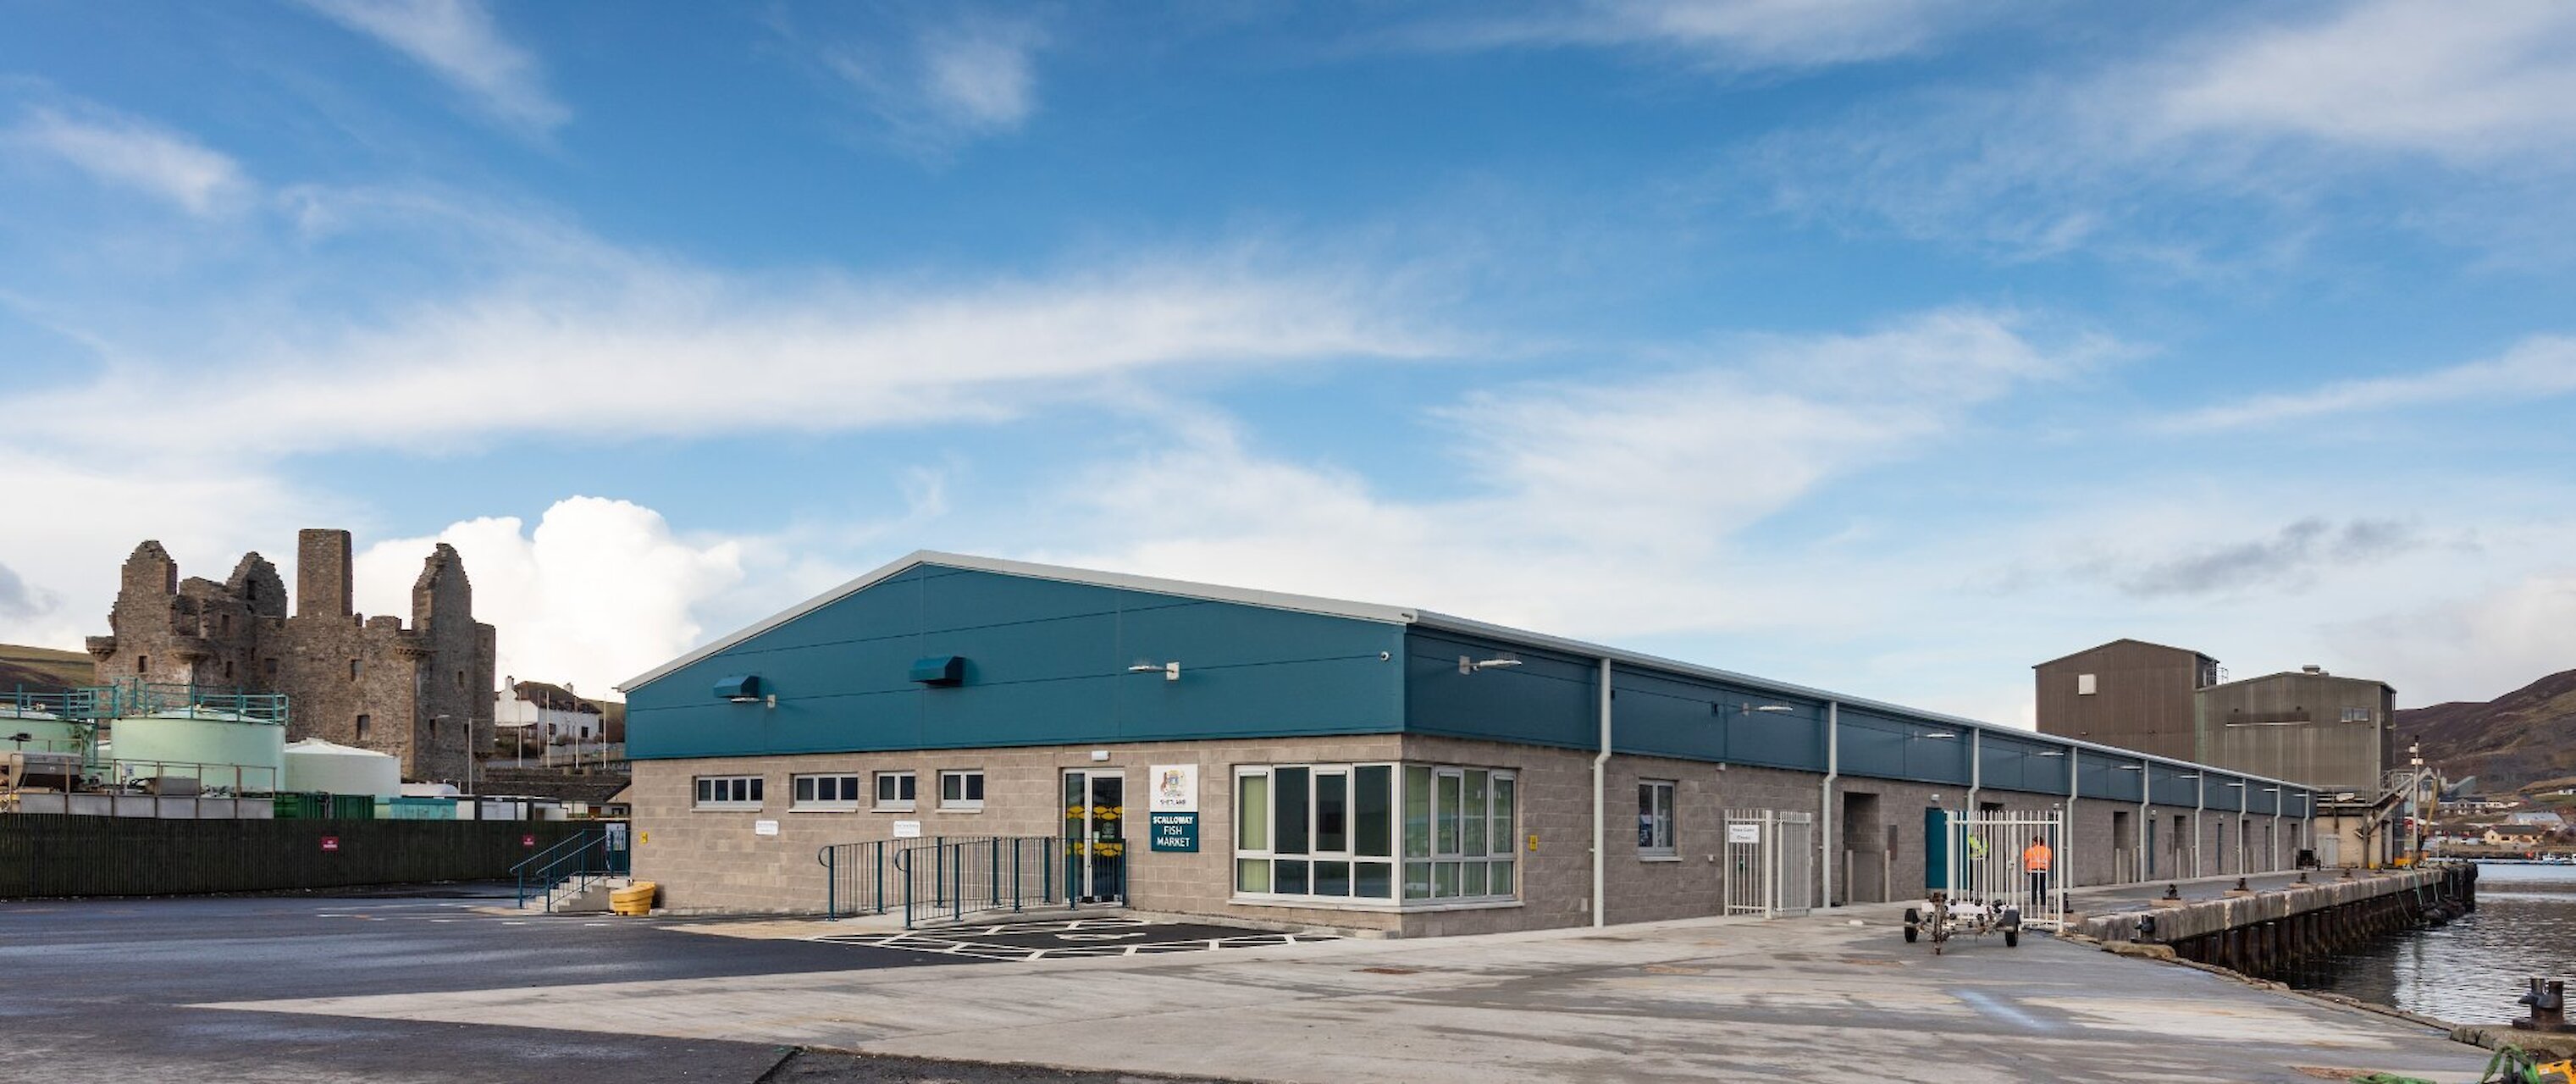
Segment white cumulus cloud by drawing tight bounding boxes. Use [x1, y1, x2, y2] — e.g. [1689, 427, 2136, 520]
[351, 498, 745, 699]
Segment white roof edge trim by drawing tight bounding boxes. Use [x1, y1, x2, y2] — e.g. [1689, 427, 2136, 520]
[617, 550, 1419, 694]
[1410, 611, 2318, 794]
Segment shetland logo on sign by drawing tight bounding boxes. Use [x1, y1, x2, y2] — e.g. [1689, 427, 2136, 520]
[319, 836, 340, 853]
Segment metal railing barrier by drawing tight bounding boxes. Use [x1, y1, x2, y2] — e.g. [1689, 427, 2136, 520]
[511, 826, 627, 911]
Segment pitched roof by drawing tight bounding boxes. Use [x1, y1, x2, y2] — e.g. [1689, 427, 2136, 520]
[615, 550, 2319, 792]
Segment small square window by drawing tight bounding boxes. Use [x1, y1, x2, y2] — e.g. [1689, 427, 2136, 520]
[939, 770, 985, 810]
[875, 771, 917, 810]
[2076, 673, 2098, 696]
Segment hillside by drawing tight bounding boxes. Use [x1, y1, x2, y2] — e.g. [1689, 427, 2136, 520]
[0, 644, 93, 694]
[2396, 668, 2576, 794]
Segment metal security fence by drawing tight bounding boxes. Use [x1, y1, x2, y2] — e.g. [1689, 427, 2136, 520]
[0, 814, 591, 898]
[1943, 809, 2068, 929]
[1722, 808, 1815, 919]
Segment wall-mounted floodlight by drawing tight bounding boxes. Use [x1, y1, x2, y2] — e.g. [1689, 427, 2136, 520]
[2117, 764, 2145, 772]
[2262, 787, 2280, 793]
[2177, 772, 2201, 780]
[1739, 703, 1795, 715]
[2223, 781, 2247, 788]
[1128, 661, 1180, 682]
[1459, 655, 1523, 674]
[1916, 732, 1957, 740]
[2037, 749, 2067, 757]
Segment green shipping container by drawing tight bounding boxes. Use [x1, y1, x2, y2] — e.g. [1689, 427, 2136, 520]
[329, 794, 374, 820]
[273, 794, 329, 820]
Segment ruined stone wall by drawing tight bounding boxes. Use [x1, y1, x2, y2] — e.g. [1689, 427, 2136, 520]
[86, 528, 495, 785]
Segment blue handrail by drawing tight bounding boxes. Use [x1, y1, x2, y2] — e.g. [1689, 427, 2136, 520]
[514, 829, 613, 911]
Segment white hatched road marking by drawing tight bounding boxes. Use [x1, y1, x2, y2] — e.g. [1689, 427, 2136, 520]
[809, 916, 1336, 961]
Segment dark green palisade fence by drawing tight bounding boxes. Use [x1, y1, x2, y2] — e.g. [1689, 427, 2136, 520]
[0, 816, 595, 898]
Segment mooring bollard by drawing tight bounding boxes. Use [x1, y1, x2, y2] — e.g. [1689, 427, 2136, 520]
[2514, 977, 2570, 1033]
[2161, 883, 2182, 901]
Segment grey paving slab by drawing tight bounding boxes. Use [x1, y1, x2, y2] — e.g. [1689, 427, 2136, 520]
[198, 903, 2497, 1084]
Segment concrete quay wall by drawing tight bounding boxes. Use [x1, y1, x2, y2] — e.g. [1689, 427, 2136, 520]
[2076, 866, 2476, 976]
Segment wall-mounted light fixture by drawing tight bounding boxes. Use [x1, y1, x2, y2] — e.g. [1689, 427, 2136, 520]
[1458, 654, 1523, 674]
[1738, 703, 1795, 715]
[1127, 661, 1180, 682]
[1915, 731, 1957, 740]
[2117, 764, 2145, 772]
[2222, 781, 2247, 788]
[2037, 749, 2068, 757]
[2261, 786, 2280, 794]
[2177, 773, 2202, 780]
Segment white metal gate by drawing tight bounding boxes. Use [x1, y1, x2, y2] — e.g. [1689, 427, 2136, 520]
[1944, 809, 2067, 930]
[1723, 808, 1814, 918]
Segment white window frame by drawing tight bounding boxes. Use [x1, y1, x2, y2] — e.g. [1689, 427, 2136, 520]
[791, 772, 863, 811]
[873, 771, 917, 811]
[1639, 779, 1678, 860]
[938, 770, 986, 811]
[1233, 761, 1514, 911]
[693, 775, 764, 810]
[2076, 673, 2098, 695]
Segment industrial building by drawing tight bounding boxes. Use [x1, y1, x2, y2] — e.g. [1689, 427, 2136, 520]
[622, 553, 2320, 932]
[2036, 641, 2396, 796]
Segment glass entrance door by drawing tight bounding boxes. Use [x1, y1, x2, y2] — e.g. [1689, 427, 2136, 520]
[1064, 770, 1125, 904]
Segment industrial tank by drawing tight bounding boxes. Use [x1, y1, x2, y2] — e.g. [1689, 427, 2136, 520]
[0, 706, 87, 760]
[283, 738, 401, 798]
[108, 710, 287, 794]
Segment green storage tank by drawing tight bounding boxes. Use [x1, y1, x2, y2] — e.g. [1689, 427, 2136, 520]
[108, 709, 287, 794]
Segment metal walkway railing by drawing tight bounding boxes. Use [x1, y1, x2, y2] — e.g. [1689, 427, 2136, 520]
[821, 836, 1119, 928]
[511, 827, 628, 911]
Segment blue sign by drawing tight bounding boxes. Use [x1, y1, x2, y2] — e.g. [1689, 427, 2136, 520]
[1148, 811, 1198, 853]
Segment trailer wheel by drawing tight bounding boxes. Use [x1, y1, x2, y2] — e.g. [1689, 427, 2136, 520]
[1903, 907, 1920, 943]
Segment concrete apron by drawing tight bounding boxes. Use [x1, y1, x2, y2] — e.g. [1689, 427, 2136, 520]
[196, 904, 2493, 1084]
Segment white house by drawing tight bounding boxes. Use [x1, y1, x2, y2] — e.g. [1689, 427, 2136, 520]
[493, 679, 605, 745]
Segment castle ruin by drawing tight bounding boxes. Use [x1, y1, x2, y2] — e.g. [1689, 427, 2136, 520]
[84, 529, 496, 783]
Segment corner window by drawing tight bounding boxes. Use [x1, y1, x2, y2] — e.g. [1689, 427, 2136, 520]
[874, 771, 917, 811]
[694, 775, 764, 810]
[792, 773, 862, 810]
[939, 770, 985, 810]
[1639, 780, 1677, 858]
[1238, 762, 1510, 907]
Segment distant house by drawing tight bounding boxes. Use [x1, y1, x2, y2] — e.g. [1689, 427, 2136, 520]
[2483, 824, 2547, 847]
[2507, 810, 2568, 829]
[493, 679, 605, 746]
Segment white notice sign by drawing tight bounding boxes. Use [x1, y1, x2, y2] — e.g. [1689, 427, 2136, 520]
[1727, 823, 1761, 844]
[754, 820, 780, 837]
[892, 820, 923, 838]
[1148, 764, 1199, 813]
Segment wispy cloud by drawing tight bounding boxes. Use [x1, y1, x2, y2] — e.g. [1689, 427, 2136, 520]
[1041, 307, 2108, 638]
[1745, 2, 2576, 268]
[0, 561, 57, 621]
[2153, 0, 2576, 161]
[291, 0, 569, 134]
[2164, 335, 2576, 431]
[821, 12, 1048, 159]
[1400, 0, 1991, 70]
[2103, 517, 2424, 599]
[6, 105, 249, 215]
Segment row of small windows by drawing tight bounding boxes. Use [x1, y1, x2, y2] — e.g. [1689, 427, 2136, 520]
[693, 771, 985, 812]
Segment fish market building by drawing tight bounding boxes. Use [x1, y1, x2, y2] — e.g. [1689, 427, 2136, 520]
[621, 552, 2318, 934]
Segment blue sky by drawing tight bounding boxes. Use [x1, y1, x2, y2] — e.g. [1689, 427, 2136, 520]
[4, 1, 2574, 723]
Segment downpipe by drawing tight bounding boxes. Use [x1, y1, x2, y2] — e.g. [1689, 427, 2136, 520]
[1593, 657, 1611, 928]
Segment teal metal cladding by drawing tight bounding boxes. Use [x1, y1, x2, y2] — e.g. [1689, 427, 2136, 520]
[627, 564, 1406, 758]
[627, 557, 2319, 816]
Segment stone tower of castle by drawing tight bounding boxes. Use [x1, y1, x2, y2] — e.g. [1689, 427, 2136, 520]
[86, 529, 498, 783]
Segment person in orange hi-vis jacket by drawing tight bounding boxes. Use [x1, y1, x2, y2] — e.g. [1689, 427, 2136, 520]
[2021, 836, 2053, 910]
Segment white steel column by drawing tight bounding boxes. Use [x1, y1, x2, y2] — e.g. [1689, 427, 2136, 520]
[2193, 773, 2206, 879]
[1591, 657, 1611, 928]
[2066, 749, 2079, 888]
[1820, 701, 1838, 910]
